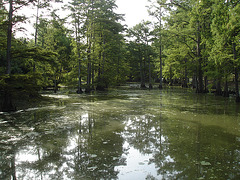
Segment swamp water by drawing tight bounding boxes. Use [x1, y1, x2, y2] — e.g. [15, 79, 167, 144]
[0, 86, 240, 180]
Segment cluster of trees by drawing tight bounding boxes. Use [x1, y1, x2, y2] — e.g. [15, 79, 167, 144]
[0, 0, 240, 111]
[148, 0, 240, 99]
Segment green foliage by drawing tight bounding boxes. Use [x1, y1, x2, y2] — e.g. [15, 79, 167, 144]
[1, 0, 240, 111]
[0, 74, 41, 98]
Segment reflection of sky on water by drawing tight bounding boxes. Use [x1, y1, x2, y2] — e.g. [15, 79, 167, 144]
[116, 142, 163, 180]
[16, 146, 38, 163]
[15, 141, 165, 180]
[13, 110, 166, 179]
[1, 88, 240, 179]
[42, 94, 70, 99]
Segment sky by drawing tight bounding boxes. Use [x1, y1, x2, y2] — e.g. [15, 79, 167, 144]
[15, 0, 152, 38]
[115, 0, 151, 28]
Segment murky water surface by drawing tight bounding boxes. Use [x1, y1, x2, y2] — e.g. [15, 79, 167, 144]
[0, 86, 240, 179]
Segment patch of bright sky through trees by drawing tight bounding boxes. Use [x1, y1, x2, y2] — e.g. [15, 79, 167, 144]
[14, 0, 154, 39]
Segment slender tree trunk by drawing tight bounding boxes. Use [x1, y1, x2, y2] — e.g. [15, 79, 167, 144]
[77, 58, 83, 94]
[140, 60, 145, 88]
[34, 0, 40, 46]
[146, 39, 152, 89]
[159, 48, 163, 89]
[158, 8, 163, 89]
[196, 22, 204, 93]
[234, 67, 239, 102]
[149, 58, 152, 89]
[91, 62, 95, 90]
[6, 0, 13, 74]
[117, 53, 120, 86]
[2, 1, 16, 112]
[192, 74, 197, 89]
[33, 0, 40, 72]
[101, 38, 105, 79]
[204, 76, 208, 93]
[139, 46, 145, 88]
[54, 73, 57, 93]
[233, 42, 240, 102]
[215, 78, 222, 96]
[75, 19, 82, 94]
[143, 55, 146, 88]
[223, 76, 229, 97]
[96, 34, 106, 91]
[182, 58, 188, 88]
[86, 61, 91, 92]
[86, 39, 92, 93]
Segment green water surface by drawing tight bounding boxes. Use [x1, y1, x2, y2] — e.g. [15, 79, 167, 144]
[0, 86, 240, 180]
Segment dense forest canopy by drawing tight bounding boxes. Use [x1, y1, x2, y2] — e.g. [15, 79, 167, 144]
[0, 0, 240, 111]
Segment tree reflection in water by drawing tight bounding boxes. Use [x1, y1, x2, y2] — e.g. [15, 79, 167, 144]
[0, 88, 240, 179]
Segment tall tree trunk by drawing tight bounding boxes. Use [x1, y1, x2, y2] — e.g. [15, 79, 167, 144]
[54, 73, 57, 93]
[86, 61, 91, 92]
[204, 76, 208, 93]
[77, 57, 83, 94]
[101, 38, 105, 80]
[140, 60, 145, 88]
[215, 78, 222, 96]
[196, 22, 204, 93]
[146, 39, 152, 89]
[182, 58, 188, 88]
[33, 0, 40, 72]
[139, 46, 145, 88]
[91, 44, 95, 90]
[233, 43, 240, 102]
[117, 53, 120, 86]
[86, 39, 92, 93]
[96, 35, 106, 91]
[6, 0, 13, 74]
[159, 47, 163, 89]
[2, 1, 15, 112]
[192, 74, 197, 89]
[91, 62, 95, 90]
[75, 19, 82, 94]
[223, 76, 229, 97]
[149, 57, 152, 89]
[158, 7, 163, 89]
[234, 67, 239, 102]
[34, 0, 40, 46]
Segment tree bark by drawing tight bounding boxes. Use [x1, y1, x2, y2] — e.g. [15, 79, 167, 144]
[204, 76, 208, 93]
[233, 43, 240, 102]
[77, 58, 83, 94]
[139, 45, 146, 88]
[149, 59, 153, 89]
[234, 67, 240, 102]
[75, 20, 82, 94]
[223, 77, 229, 97]
[140, 60, 146, 88]
[158, 7, 163, 89]
[147, 42, 152, 89]
[196, 22, 204, 93]
[86, 42, 92, 93]
[215, 78, 222, 96]
[6, 0, 13, 74]
[182, 58, 188, 88]
[192, 74, 197, 89]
